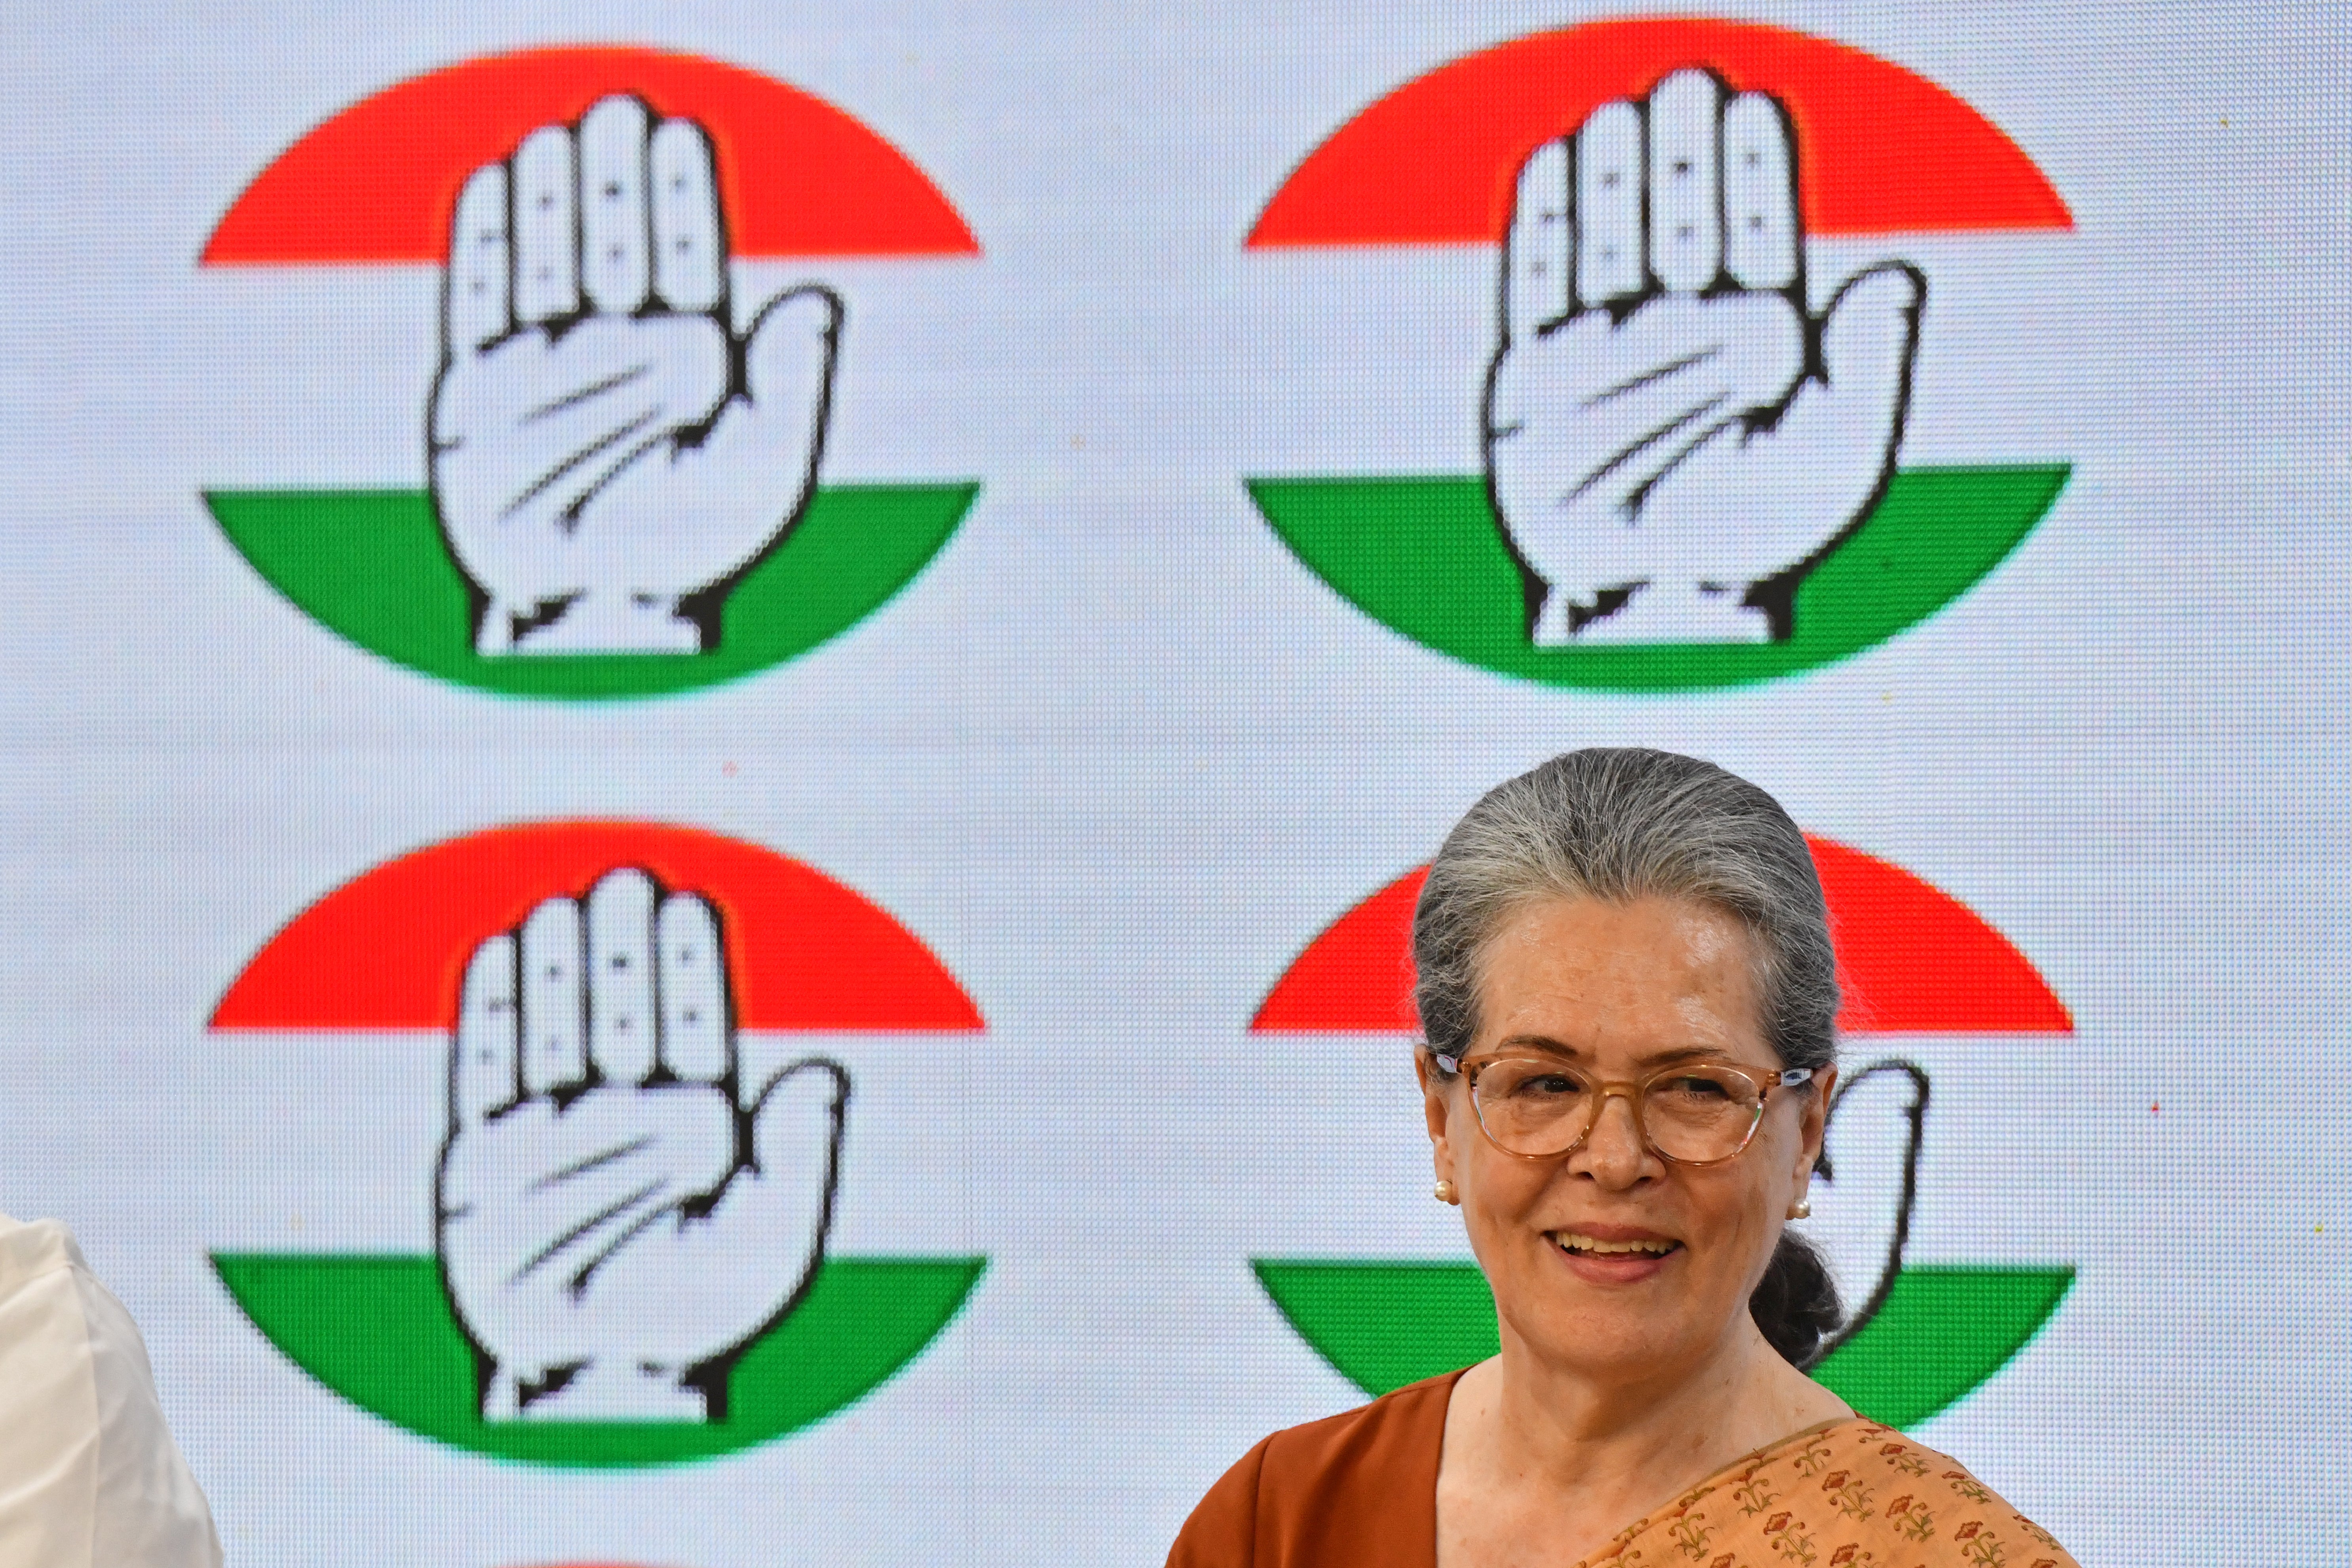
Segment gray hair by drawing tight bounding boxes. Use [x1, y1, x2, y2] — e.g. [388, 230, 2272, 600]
[1414, 748, 1838, 1076]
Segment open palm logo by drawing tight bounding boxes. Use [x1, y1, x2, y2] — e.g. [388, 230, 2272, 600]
[1250, 837, 2076, 1429]
[433, 97, 841, 658]
[1246, 18, 2073, 690]
[440, 869, 846, 1421]
[208, 823, 986, 1467]
[201, 47, 980, 700]
[1486, 68, 1920, 645]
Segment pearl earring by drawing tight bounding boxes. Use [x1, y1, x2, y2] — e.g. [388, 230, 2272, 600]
[1787, 1196, 1811, 1219]
[1434, 1180, 1459, 1205]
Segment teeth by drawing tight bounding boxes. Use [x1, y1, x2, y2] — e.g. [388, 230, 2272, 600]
[1557, 1232, 1676, 1255]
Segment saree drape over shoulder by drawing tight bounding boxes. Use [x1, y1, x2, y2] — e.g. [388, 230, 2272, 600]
[1167, 1372, 2076, 1568]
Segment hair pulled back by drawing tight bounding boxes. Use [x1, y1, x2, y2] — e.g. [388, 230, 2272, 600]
[1413, 747, 1842, 1366]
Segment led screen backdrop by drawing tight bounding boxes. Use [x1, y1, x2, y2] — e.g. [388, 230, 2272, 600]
[0, 2, 2343, 1564]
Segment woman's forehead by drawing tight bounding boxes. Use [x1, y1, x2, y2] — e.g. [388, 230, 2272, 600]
[1476, 894, 1763, 1043]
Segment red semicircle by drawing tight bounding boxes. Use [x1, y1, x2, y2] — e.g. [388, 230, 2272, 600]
[1250, 836, 2070, 1035]
[1248, 18, 2070, 248]
[211, 821, 983, 1032]
[203, 46, 979, 264]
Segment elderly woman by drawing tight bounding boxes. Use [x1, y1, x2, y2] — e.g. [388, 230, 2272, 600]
[1170, 750, 2075, 1567]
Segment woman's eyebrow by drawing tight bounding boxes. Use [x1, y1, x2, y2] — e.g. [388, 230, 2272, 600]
[1491, 1033, 1583, 1057]
[1487, 1038, 1747, 1071]
[1632, 1045, 1732, 1069]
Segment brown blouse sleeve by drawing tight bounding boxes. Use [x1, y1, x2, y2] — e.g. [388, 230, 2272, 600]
[1164, 1373, 1457, 1568]
[1165, 1435, 1271, 1568]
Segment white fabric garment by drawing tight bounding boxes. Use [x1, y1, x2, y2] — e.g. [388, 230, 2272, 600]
[0, 1216, 221, 1567]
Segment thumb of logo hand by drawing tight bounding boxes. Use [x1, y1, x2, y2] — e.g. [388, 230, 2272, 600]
[1803, 1059, 1928, 1358]
[1638, 261, 1923, 603]
[587, 282, 840, 602]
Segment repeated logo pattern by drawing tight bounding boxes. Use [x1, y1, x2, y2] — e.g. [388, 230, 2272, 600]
[142, 13, 2100, 1560]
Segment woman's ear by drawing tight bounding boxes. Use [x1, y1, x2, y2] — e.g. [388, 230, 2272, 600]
[1793, 1064, 1838, 1196]
[1416, 1050, 1457, 1176]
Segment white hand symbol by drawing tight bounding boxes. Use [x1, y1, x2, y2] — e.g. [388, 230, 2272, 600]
[1801, 1059, 1927, 1359]
[1483, 70, 1923, 645]
[436, 868, 847, 1421]
[431, 96, 841, 655]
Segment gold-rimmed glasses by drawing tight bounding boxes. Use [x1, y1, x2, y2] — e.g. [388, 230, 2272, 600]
[1433, 1051, 1815, 1167]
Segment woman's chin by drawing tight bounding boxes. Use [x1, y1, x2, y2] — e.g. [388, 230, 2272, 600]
[1508, 1310, 1709, 1384]
[1492, 1238, 1722, 1376]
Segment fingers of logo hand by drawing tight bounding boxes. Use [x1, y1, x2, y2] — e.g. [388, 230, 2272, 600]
[1723, 93, 1798, 291]
[1505, 139, 1574, 343]
[446, 165, 511, 354]
[1574, 101, 1643, 306]
[655, 892, 731, 1085]
[579, 97, 653, 315]
[520, 896, 587, 1095]
[649, 118, 724, 314]
[454, 933, 520, 1127]
[1646, 70, 1722, 294]
[511, 125, 580, 326]
[587, 868, 658, 1086]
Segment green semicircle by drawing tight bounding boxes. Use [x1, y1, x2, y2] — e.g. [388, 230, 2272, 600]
[1250, 1259, 2071, 1430]
[206, 483, 977, 701]
[1247, 466, 2067, 693]
[214, 1252, 984, 1467]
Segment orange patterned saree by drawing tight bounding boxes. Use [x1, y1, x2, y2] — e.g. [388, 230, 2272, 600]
[1576, 1415, 2078, 1567]
[1167, 1373, 2078, 1568]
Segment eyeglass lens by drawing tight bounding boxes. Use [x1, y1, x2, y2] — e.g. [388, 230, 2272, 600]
[1469, 1059, 1766, 1163]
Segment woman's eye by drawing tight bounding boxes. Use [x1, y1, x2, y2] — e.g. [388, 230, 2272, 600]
[1665, 1075, 1733, 1101]
[1523, 1074, 1580, 1097]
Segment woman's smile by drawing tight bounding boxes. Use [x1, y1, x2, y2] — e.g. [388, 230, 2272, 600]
[1543, 1223, 1684, 1284]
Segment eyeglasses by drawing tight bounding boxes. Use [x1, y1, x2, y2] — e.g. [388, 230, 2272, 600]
[1433, 1051, 1814, 1167]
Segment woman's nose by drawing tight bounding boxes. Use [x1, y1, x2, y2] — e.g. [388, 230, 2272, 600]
[1576, 1090, 1649, 1185]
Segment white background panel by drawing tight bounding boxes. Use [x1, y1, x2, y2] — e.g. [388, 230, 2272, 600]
[0, 1, 2346, 1564]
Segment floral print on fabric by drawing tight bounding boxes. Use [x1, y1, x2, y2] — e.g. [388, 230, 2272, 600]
[1575, 1419, 2077, 1568]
